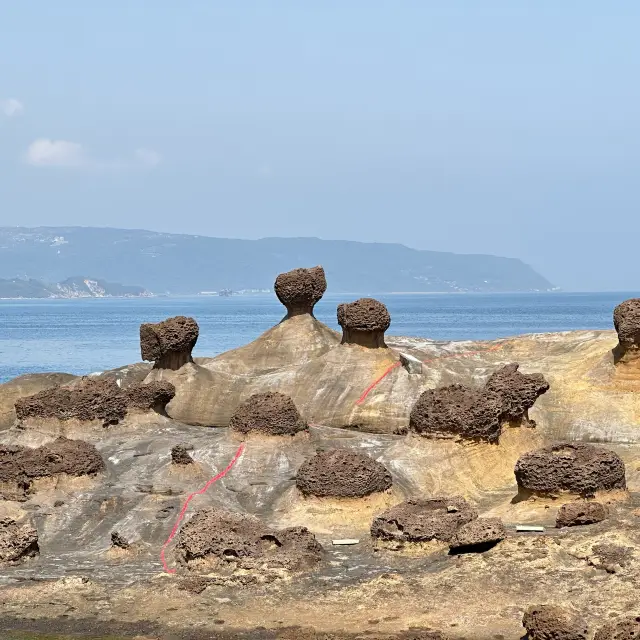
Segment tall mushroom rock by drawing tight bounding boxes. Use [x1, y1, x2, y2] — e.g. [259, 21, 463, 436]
[337, 298, 391, 348]
[613, 298, 640, 364]
[274, 266, 327, 318]
[140, 316, 199, 370]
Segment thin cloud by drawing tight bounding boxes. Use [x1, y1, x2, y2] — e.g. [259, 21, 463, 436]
[1, 98, 24, 117]
[135, 148, 162, 167]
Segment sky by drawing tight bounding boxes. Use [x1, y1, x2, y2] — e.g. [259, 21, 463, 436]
[1, 2, 639, 291]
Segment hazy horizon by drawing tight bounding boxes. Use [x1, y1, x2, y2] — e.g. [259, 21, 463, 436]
[2, 3, 640, 291]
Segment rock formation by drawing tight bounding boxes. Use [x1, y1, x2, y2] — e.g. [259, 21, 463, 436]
[515, 443, 626, 497]
[175, 507, 322, 572]
[14, 377, 175, 427]
[229, 392, 307, 436]
[0, 437, 104, 500]
[110, 531, 130, 549]
[409, 384, 505, 443]
[140, 315, 199, 370]
[0, 518, 39, 563]
[337, 298, 391, 348]
[274, 266, 327, 318]
[171, 444, 194, 465]
[296, 449, 392, 498]
[371, 497, 477, 544]
[484, 363, 550, 423]
[613, 298, 640, 364]
[448, 518, 506, 553]
[555, 501, 607, 528]
[594, 616, 640, 640]
[522, 605, 588, 640]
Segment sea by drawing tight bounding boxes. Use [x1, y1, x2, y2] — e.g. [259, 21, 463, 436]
[0, 291, 636, 384]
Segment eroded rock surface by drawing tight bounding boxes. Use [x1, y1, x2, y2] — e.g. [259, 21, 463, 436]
[229, 392, 307, 436]
[171, 444, 194, 465]
[522, 605, 588, 640]
[110, 531, 130, 550]
[175, 508, 322, 572]
[613, 298, 640, 363]
[274, 266, 327, 317]
[0, 518, 39, 563]
[556, 501, 608, 528]
[140, 316, 199, 370]
[337, 298, 391, 348]
[448, 517, 506, 553]
[515, 443, 626, 497]
[296, 448, 392, 497]
[594, 615, 640, 640]
[371, 497, 477, 544]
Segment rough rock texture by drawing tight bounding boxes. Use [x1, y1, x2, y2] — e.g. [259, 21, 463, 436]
[371, 497, 478, 543]
[484, 363, 550, 422]
[448, 517, 506, 552]
[0, 518, 39, 563]
[110, 531, 130, 549]
[409, 384, 506, 443]
[296, 449, 392, 498]
[175, 507, 322, 572]
[274, 266, 327, 317]
[337, 298, 391, 348]
[522, 605, 588, 640]
[556, 501, 608, 528]
[229, 392, 307, 436]
[171, 445, 194, 465]
[0, 437, 104, 500]
[140, 315, 199, 370]
[613, 298, 640, 363]
[515, 443, 626, 497]
[14, 377, 175, 427]
[594, 615, 640, 640]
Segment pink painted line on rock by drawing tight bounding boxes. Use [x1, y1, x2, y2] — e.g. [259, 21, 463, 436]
[160, 442, 246, 574]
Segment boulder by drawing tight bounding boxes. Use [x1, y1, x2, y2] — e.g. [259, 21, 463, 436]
[175, 507, 322, 572]
[0, 518, 39, 563]
[515, 443, 626, 497]
[613, 298, 640, 363]
[522, 605, 588, 640]
[337, 298, 391, 348]
[171, 444, 194, 465]
[140, 316, 199, 370]
[556, 501, 607, 528]
[296, 448, 392, 498]
[594, 615, 640, 640]
[449, 517, 506, 553]
[371, 497, 477, 543]
[274, 266, 327, 317]
[229, 392, 307, 436]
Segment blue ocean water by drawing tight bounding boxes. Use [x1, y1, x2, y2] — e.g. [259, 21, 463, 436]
[0, 292, 636, 383]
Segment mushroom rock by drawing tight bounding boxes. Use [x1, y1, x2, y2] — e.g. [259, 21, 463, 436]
[296, 448, 392, 498]
[448, 517, 506, 553]
[371, 497, 477, 544]
[522, 605, 588, 640]
[229, 392, 307, 436]
[175, 507, 322, 572]
[140, 316, 199, 370]
[613, 298, 640, 364]
[409, 384, 505, 443]
[337, 298, 391, 348]
[171, 444, 194, 465]
[555, 501, 608, 528]
[594, 616, 640, 640]
[0, 518, 39, 563]
[274, 266, 327, 318]
[515, 443, 626, 498]
[484, 363, 550, 424]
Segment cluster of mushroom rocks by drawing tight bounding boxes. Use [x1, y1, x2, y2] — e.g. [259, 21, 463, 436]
[229, 392, 307, 437]
[337, 297, 391, 348]
[409, 363, 549, 443]
[274, 266, 327, 318]
[140, 315, 199, 370]
[613, 297, 640, 363]
[296, 448, 392, 498]
[15, 377, 175, 427]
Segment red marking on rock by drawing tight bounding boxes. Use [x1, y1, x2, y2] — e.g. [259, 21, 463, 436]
[160, 443, 245, 574]
[356, 362, 402, 405]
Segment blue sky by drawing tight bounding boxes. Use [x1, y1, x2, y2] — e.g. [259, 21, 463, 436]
[1, 2, 639, 291]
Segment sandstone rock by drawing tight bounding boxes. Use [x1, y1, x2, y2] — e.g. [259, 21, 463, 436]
[229, 392, 307, 436]
[337, 298, 391, 348]
[296, 449, 392, 498]
[110, 531, 130, 549]
[594, 615, 640, 640]
[522, 605, 587, 640]
[274, 266, 327, 317]
[449, 517, 506, 552]
[613, 298, 640, 363]
[556, 501, 607, 528]
[371, 497, 477, 543]
[484, 363, 549, 423]
[125, 380, 175, 412]
[171, 444, 194, 465]
[0, 518, 39, 563]
[140, 315, 199, 370]
[175, 507, 322, 571]
[515, 443, 626, 497]
[409, 384, 505, 443]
